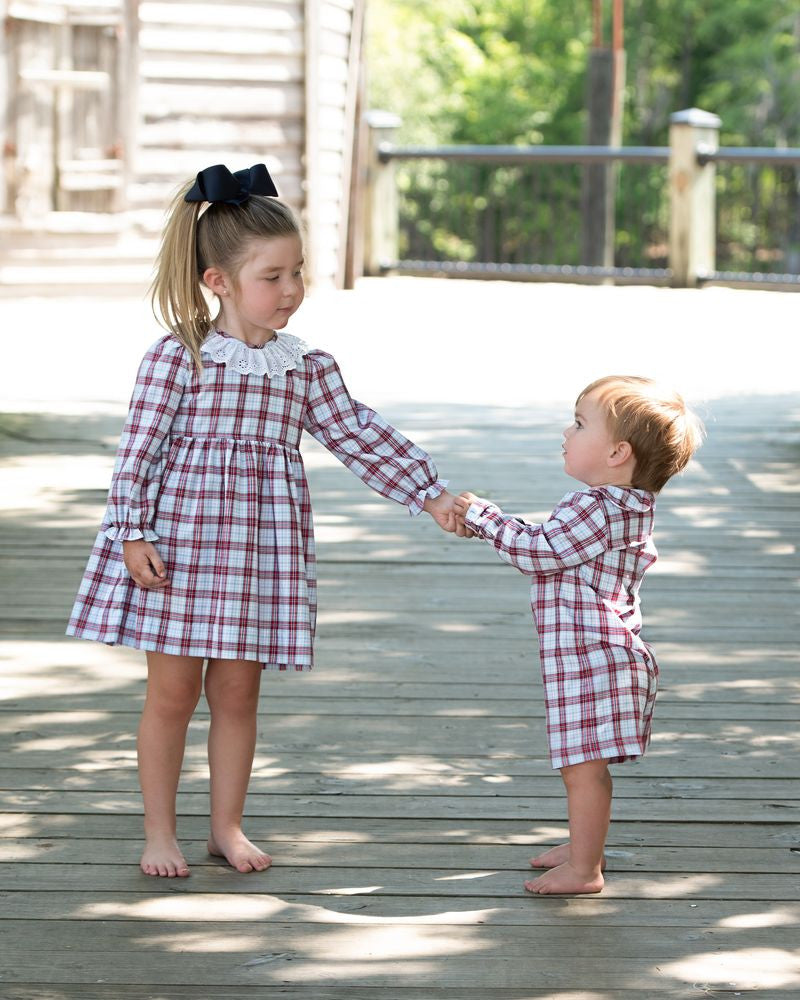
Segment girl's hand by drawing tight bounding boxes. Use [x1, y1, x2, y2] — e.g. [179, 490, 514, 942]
[122, 540, 170, 589]
[424, 491, 473, 537]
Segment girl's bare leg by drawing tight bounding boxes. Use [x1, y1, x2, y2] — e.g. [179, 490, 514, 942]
[204, 658, 271, 873]
[525, 759, 611, 895]
[138, 653, 203, 877]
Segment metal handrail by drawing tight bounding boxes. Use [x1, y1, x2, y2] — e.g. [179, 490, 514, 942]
[697, 144, 800, 166]
[379, 143, 669, 165]
[381, 141, 800, 168]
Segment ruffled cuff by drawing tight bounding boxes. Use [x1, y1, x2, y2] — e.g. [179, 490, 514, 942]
[408, 478, 449, 518]
[103, 525, 160, 542]
[464, 500, 504, 537]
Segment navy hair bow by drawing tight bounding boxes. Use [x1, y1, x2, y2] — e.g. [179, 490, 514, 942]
[184, 163, 279, 206]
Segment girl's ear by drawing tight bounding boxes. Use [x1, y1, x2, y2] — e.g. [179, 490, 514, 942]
[608, 440, 633, 467]
[203, 266, 229, 298]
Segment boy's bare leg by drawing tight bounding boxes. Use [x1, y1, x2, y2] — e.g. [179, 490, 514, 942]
[529, 843, 607, 870]
[138, 653, 204, 877]
[525, 759, 611, 895]
[205, 658, 271, 873]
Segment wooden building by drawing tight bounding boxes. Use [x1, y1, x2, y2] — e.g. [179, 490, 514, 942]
[0, 0, 366, 288]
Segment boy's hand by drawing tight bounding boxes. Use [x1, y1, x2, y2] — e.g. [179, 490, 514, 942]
[423, 490, 474, 537]
[453, 491, 481, 535]
[453, 491, 480, 518]
[122, 539, 170, 589]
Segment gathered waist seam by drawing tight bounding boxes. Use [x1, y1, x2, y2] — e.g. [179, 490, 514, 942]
[170, 435, 301, 452]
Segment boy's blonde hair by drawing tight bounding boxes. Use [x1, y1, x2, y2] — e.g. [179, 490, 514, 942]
[577, 375, 704, 493]
[150, 182, 301, 370]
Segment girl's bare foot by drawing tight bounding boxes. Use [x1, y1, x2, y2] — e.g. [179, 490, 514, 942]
[529, 842, 607, 870]
[140, 833, 190, 878]
[524, 861, 604, 895]
[208, 831, 271, 873]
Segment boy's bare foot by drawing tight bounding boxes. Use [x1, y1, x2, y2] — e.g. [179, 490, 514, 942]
[529, 842, 607, 871]
[140, 834, 190, 878]
[208, 831, 272, 873]
[524, 861, 604, 895]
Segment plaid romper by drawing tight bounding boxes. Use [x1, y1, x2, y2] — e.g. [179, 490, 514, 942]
[464, 487, 659, 768]
[67, 331, 445, 669]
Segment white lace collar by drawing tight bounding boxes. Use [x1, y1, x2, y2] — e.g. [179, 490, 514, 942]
[201, 330, 310, 377]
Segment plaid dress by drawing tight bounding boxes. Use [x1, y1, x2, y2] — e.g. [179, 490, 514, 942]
[67, 331, 445, 669]
[464, 487, 659, 769]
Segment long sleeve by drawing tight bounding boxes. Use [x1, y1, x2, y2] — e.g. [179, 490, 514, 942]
[464, 492, 612, 576]
[102, 337, 191, 542]
[303, 351, 446, 515]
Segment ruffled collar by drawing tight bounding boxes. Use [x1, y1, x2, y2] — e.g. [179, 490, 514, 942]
[201, 329, 310, 377]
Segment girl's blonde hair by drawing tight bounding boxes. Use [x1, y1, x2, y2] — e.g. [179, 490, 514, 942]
[150, 181, 301, 369]
[577, 375, 705, 493]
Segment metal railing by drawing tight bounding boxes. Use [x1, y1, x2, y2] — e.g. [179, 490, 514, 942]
[363, 109, 800, 289]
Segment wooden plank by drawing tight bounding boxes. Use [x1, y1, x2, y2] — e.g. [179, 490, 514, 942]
[3, 687, 799, 715]
[139, 82, 304, 119]
[0, 987, 735, 1000]
[0, 742, 796, 778]
[1, 919, 799, 969]
[0, 791, 793, 824]
[1, 726, 797, 771]
[2, 892, 798, 930]
[140, 53, 304, 84]
[2, 767, 798, 802]
[139, 3, 303, 30]
[2, 863, 799, 902]
[0, 896, 800, 932]
[139, 26, 304, 57]
[138, 119, 304, 149]
[2, 813, 796, 848]
[2, 838, 797, 874]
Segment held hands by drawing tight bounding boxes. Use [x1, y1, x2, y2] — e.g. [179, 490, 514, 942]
[423, 490, 474, 538]
[122, 540, 170, 589]
[452, 491, 480, 534]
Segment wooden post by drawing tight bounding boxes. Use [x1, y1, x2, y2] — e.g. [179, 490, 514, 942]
[668, 107, 721, 287]
[120, 0, 140, 214]
[343, 51, 367, 288]
[363, 109, 400, 276]
[302, 0, 321, 286]
[0, 9, 10, 215]
[580, 0, 625, 269]
[338, 0, 366, 289]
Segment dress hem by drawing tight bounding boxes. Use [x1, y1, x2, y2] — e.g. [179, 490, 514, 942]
[64, 629, 313, 672]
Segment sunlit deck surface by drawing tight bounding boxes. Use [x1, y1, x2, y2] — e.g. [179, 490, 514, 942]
[1, 278, 799, 998]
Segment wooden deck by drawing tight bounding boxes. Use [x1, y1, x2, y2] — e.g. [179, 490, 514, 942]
[1, 283, 799, 998]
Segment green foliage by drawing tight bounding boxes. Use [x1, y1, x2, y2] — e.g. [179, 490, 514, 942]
[369, 0, 800, 147]
[368, 1, 800, 271]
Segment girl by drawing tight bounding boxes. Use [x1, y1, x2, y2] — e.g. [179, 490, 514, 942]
[67, 163, 460, 878]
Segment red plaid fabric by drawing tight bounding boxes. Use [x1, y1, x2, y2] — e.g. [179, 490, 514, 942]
[67, 333, 445, 669]
[465, 487, 659, 768]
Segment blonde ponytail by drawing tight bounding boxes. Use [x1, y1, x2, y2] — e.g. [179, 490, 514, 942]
[150, 181, 212, 371]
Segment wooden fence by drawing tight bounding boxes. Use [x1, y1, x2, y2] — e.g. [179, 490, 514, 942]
[364, 107, 800, 289]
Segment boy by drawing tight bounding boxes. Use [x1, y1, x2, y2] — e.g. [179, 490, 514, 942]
[453, 375, 704, 895]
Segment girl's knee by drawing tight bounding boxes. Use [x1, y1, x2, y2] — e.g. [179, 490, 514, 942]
[146, 682, 202, 723]
[204, 661, 261, 716]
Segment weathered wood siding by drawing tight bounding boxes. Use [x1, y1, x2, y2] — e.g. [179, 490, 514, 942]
[134, 1, 306, 213]
[1, 0, 365, 288]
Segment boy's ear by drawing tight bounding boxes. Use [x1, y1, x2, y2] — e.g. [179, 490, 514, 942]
[608, 440, 633, 467]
